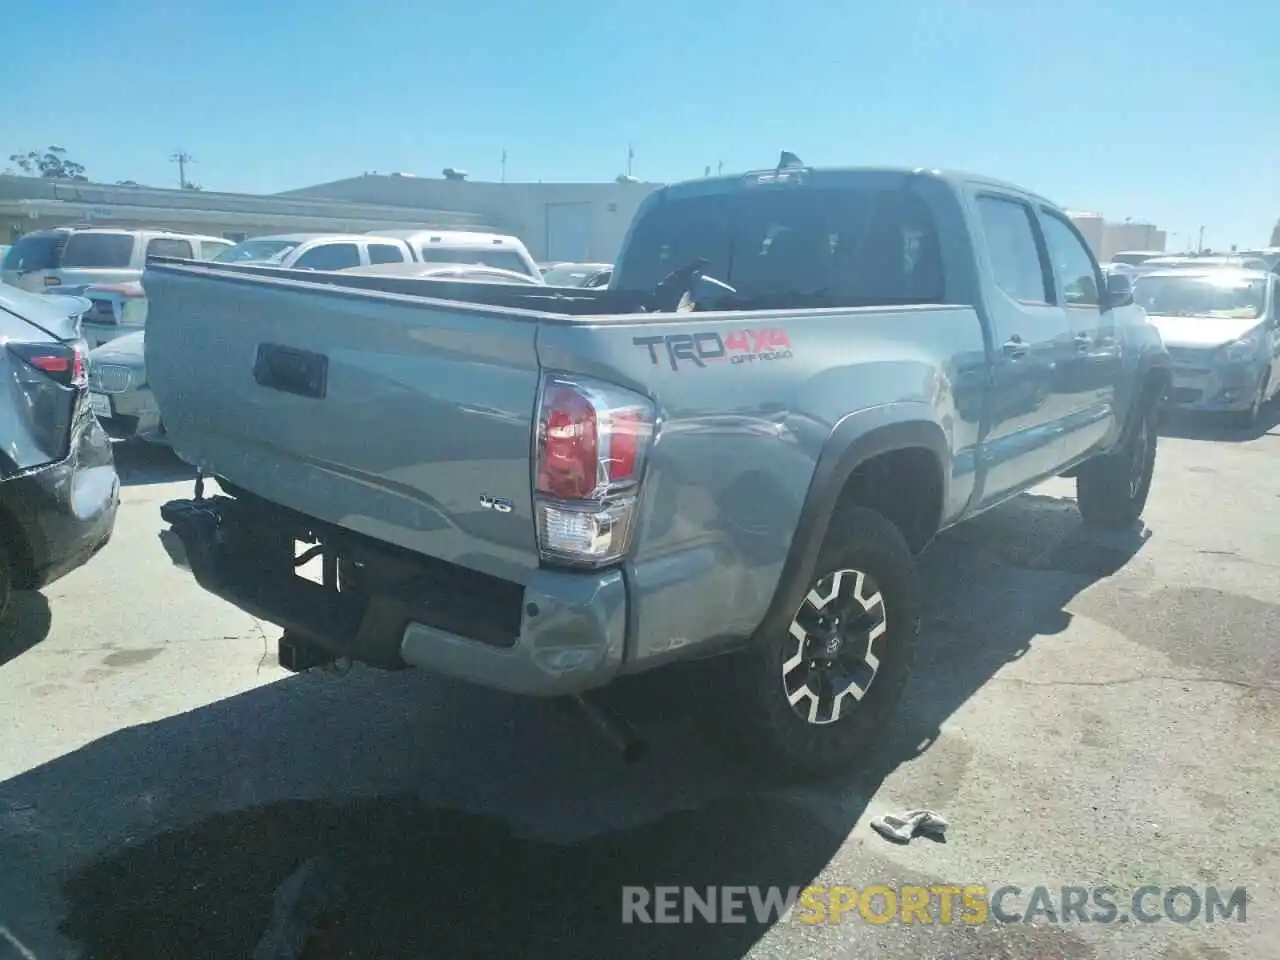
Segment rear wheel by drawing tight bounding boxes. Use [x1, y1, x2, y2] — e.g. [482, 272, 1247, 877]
[720, 505, 920, 780]
[1077, 396, 1158, 528]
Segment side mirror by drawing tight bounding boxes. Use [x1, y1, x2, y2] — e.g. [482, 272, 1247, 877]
[1104, 272, 1134, 309]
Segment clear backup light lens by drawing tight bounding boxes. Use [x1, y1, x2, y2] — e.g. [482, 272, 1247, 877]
[534, 373, 655, 568]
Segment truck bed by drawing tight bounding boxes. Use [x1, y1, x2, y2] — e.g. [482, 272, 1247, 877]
[144, 259, 983, 594]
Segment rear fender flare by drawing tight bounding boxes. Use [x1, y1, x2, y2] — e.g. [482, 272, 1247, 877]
[749, 407, 948, 647]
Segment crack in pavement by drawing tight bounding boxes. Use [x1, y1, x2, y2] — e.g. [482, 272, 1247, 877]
[994, 673, 1280, 695]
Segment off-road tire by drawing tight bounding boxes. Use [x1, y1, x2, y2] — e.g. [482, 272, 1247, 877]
[1076, 396, 1158, 528]
[719, 505, 920, 781]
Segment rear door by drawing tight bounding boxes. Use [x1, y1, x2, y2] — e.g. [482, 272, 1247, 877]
[1, 231, 69, 292]
[1036, 207, 1121, 463]
[53, 231, 141, 291]
[970, 192, 1076, 504]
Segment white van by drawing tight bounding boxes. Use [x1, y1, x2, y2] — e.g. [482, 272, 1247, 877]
[1, 227, 234, 293]
[366, 229, 541, 280]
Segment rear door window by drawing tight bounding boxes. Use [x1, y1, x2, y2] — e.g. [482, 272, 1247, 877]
[61, 233, 136, 268]
[292, 243, 362, 271]
[2, 233, 67, 271]
[146, 237, 194, 259]
[367, 243, 408, 265]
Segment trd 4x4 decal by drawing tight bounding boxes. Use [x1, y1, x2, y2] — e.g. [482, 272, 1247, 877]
[632, 328, 793, 371]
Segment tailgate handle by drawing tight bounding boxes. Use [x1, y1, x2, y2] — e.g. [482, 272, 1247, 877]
[253, 344, 328, 399]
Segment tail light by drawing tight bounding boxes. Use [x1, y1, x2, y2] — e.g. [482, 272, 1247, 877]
[533, 373, 655, 567]
[8, 341, 88, 389]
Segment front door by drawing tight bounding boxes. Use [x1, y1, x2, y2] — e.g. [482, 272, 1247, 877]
[971, 193, 1076, 505]
[1037, 208, 1121, 463]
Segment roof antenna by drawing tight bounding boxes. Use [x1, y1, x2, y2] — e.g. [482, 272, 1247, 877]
[776, 151, 804, 172]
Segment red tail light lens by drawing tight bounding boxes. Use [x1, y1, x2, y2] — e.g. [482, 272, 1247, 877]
[8, 341, 87, 388]
[533, 374, 655, 567]
[537, 385, 599, 499]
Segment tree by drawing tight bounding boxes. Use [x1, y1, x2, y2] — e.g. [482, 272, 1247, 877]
[7, 146, 88, 181]
[1271, 219, 1280, 247]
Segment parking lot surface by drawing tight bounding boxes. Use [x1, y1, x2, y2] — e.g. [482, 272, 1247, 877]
[2, 412, 1278, 959]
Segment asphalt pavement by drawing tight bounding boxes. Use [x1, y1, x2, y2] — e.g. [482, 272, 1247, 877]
[1, 410, 1278, 959]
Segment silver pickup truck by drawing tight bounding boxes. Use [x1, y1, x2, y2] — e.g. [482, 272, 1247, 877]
[148, 161, 1170, 778]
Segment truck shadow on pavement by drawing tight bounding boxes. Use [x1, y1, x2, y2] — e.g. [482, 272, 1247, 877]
[1158, 402, 1280, 443]
[112, 441, 195, 487]
[1, 492, 1140, 959]
[0, 592, 51, 668]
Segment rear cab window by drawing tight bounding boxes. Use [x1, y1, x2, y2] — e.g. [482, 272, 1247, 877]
[146, 237, 194, 259]
[61, 232, 136, 268]
[367, 243, 408, 265]
[3, 233, 68, 271]
[198, 239, 234, 260]
[612, 178, 945, 307]
[414, 246, 535, 276]
[292, 243, 362, 271]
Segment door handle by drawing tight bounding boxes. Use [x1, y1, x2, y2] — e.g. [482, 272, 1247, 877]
[1074, 332, 1093, 351]
[1002, 336, 1029, 359]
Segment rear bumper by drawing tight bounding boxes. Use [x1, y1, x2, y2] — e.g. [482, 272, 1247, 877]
[93, 384, 165, 443]
[160, 494, 627, 696]
[0, 413, 119, 589]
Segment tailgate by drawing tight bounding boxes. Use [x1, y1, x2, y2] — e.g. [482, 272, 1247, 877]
[144, 264, 545, 584]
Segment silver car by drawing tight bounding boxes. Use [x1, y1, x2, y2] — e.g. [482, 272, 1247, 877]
[1133, 268, 1280, 425]
[87, 329, 162, 443]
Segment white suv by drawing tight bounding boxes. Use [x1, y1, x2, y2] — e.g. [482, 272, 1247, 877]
[1, 227, 234, 294]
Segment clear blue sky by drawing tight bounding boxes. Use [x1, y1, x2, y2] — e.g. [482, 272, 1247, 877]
[4, 0, 1277, 248]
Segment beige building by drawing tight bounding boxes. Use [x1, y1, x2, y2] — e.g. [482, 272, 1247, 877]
[1067, 210, 1166, 263]
[280, 174, 663, 263]
[0, 174, 492, 245]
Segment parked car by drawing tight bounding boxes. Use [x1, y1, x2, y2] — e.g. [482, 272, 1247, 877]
[78, 280, 148, 349]
[541, 262, 613, 288]
[212, 233, 415, 271]
[1235, 248, 1280, 273]
[86, 329, 162, 443]
[1110, 250, 1165, 267]
[0, 284, 118, 624]
[148, 160, 1169, 778]
[1, 227, 233, 294]
[1143, 255, 1270, 272]
[339, 262, 543, 284]
[367, 229, 541, 279]
[1132, 267, 1279, 425]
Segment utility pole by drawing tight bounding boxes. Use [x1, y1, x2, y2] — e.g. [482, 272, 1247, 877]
[717, 160, 724, 176]
[169, 150, 195, 189]
[626, 143, 634, 178]
[1196, 225, 1205, 253]
[501, 149, 507, 183]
